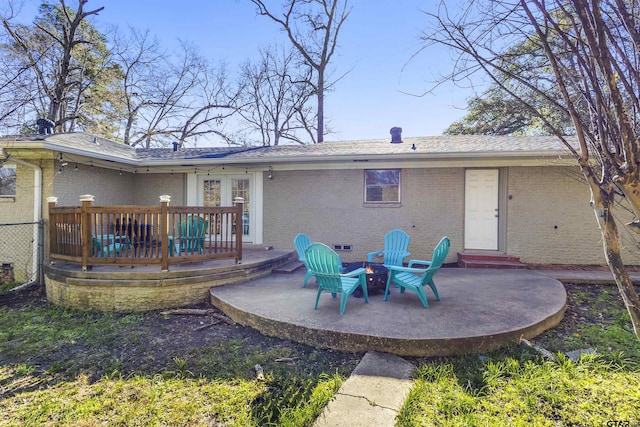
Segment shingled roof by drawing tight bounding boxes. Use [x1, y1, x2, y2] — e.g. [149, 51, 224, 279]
[2, 132, 574, 166]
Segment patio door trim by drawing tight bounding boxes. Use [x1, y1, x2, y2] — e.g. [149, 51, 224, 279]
[186, 172, 263, 245]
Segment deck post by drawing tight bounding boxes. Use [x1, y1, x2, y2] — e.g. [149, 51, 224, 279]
[233, 197, 243, 264]
[79, 194, 95, 271]
[47, 197, 58, 263]
[160, 195, 170, 271]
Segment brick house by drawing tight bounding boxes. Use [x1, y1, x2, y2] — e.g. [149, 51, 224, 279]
[2, 131, 635, 267]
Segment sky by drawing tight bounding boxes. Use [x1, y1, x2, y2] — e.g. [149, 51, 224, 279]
[9, 0, 477, 143]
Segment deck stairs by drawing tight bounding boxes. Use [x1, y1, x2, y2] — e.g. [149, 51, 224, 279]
[272, 260, 304, 274]
[457, 252, 526, 269]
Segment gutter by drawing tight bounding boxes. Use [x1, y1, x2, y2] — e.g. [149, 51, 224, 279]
[1, 148, 42, 284]
[140, 149, 575, 167]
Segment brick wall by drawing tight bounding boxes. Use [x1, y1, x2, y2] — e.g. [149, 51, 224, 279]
[507, 166, 640, 265]
[0, 163, 34, 223]
[54, 162, 137, 205]
[263, 168, 463, 263]
[263, 165, 639, 266]
[52, 165, 186, 206]
[133, 173, 186, 205]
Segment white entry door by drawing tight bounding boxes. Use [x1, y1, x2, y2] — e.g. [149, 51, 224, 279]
[464, 169, 499, 250]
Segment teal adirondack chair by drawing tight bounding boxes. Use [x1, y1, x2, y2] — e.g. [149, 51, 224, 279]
[367, 229, 411, 267]
[295, 233, 344, 287]
[305, 243, 369, 315]
[383, 236, 450, 308]
[294, 233, 315, 287]
[176, 215, 208, 254]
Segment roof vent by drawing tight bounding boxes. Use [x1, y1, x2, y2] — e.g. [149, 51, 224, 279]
[390, 127, 403, 144]
[37, 118, 55, 135]
[172, 142, 179, 152]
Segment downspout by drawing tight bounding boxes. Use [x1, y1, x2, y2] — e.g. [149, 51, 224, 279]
[1, 148, 42, 284]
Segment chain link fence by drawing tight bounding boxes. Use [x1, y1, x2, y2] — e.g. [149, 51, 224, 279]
[0, 221, 43, 286]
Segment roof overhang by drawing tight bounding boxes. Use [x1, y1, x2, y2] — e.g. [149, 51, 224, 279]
[2, 133, 578, 172]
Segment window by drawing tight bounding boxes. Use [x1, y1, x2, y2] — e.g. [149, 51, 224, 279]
[203, 179, 221, 207]
[365, 169, 400, 203]
[0, 163, 16, 197]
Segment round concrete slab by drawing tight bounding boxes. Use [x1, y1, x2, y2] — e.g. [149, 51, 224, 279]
[210, 268, 567, 357]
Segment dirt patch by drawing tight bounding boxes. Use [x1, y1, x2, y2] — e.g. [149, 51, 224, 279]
[532, 282, 638, 354]
[0, 285, 363, 380]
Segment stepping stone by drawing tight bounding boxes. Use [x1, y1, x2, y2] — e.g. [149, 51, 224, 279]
[566, 348, 595, 361]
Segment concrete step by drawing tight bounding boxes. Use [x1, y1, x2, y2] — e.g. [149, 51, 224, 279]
[457, 252, 525, 269]
[458, 259, 526, 269]
[272, 261, 304, 274]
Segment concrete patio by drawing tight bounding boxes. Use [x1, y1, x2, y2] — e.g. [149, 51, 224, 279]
[210, 267, 568, 357]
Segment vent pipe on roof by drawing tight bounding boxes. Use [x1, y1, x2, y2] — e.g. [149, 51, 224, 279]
[36, 118, 55, 135]
[172, 142, 179, 151]
[390, 127, 403, 143]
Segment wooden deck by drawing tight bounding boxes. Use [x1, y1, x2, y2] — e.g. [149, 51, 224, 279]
[48, 197, 244, 271]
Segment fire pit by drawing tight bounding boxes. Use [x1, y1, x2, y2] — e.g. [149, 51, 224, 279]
[342, 261, 388, 297]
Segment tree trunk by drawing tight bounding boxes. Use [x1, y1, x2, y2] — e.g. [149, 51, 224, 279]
[587, 173, 640, 340]
[317, 78, 324, 143]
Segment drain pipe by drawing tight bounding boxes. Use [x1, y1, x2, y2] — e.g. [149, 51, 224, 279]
[1, 148, 42, 284]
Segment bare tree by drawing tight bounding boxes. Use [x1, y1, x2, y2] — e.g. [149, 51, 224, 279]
[422, 0, 640, 339]
[0, 2, 34, 131]
[2, 0, 107, 133]
[238, 45, 315, 145]
[111, 29, 238, 148]
[1, 2, 238, 146]
[176, 62, 241, 148]
[249, 0, 350, 143]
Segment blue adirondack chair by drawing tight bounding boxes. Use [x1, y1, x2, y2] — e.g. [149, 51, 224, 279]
[383, 236, 450, 308]
[92, 233, 130, 257]
[294, 233, 315, 287]
[367, 229, 411, 267]
[176, 215, 208, 254]
[305, 242, 369, 315]
[295, 233, 344, 287]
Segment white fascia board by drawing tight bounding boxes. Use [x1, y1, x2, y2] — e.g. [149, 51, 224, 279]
[142, 150, 574, 168]
[42, 143, 139, 166]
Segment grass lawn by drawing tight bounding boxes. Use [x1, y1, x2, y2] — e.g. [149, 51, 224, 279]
[1, 282, 639, 426]
[0, 286, 360, 426]
[399, 283, 640, 426]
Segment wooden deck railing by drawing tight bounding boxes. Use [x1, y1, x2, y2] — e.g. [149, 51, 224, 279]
[48, 195, 243, 271]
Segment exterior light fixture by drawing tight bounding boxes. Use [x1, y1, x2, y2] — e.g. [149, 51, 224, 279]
[58, 160, 68, 174]
[268, 166, 273, 179]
